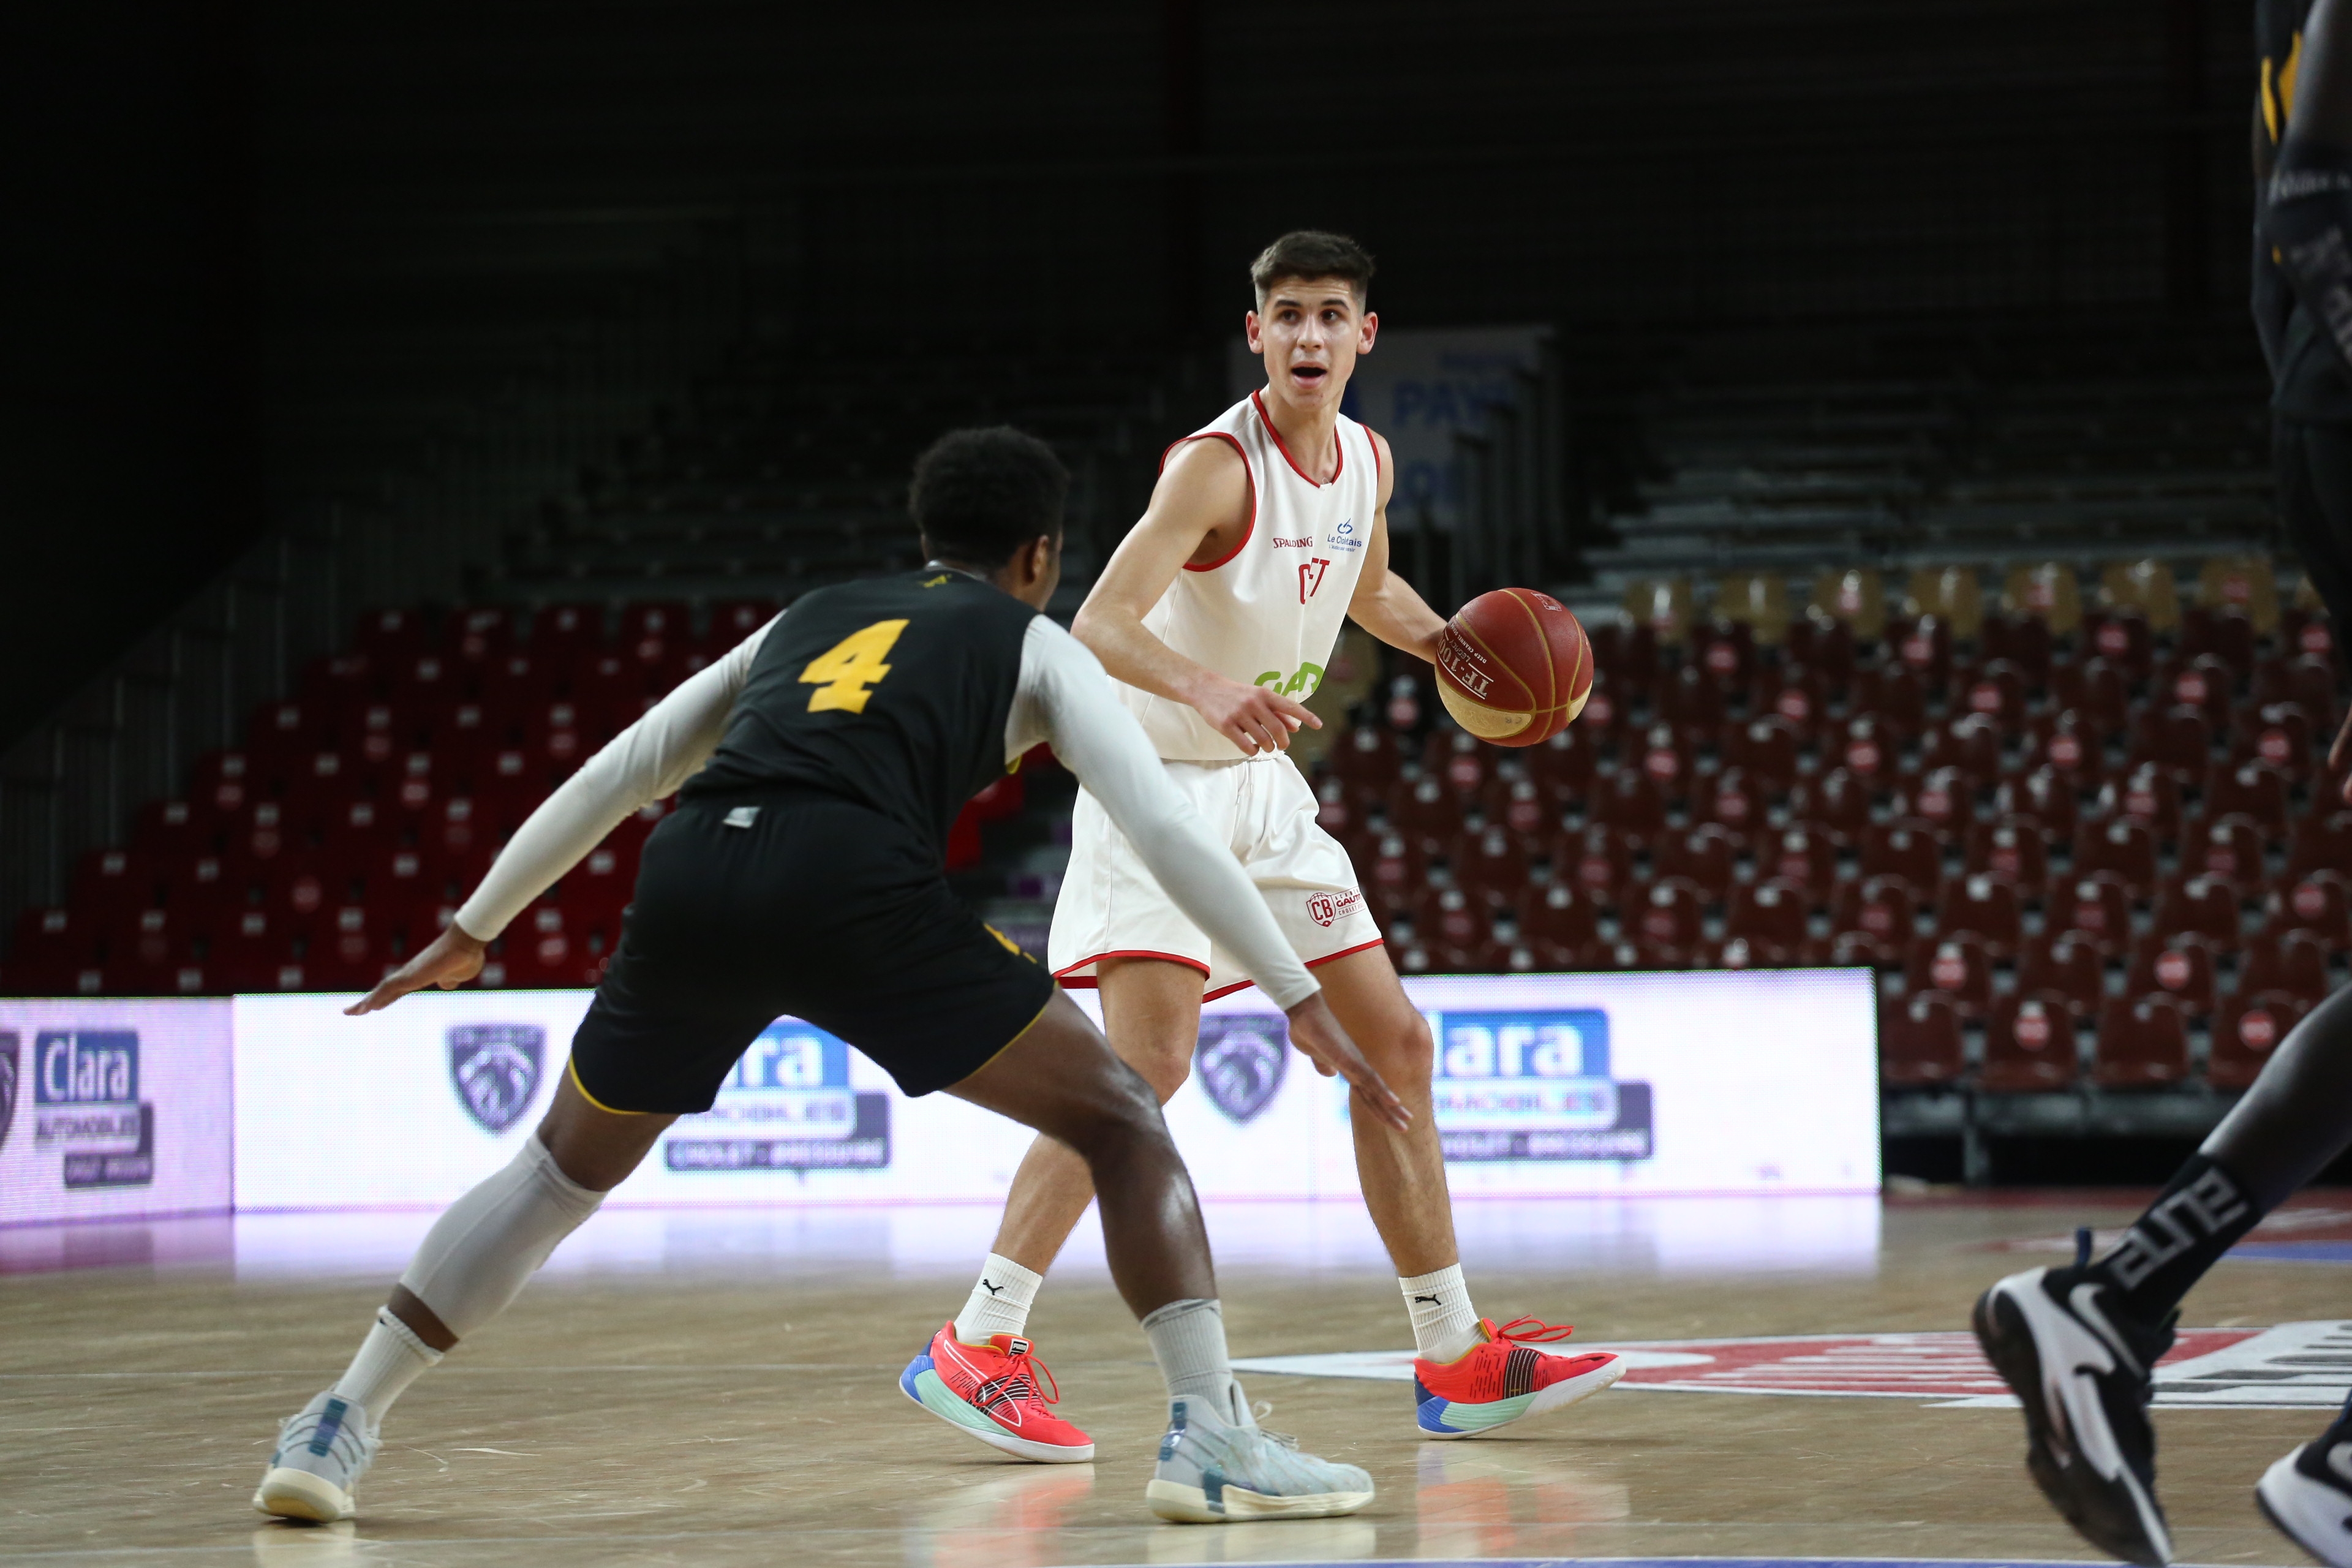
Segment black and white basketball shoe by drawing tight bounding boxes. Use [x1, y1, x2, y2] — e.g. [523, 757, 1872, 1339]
[1972, 1242, 2177, 1567]
[2258, 1437, 2352, 1567]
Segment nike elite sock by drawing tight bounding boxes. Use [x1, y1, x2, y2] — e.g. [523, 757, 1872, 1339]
[332, 1306, 443, 1425]
[1401, 1264, 1484, 1363]
[1143, 1297, 1234, 1406]
[2087, 1155, 2262, 1324]
[954, 1252, 1041, 1342]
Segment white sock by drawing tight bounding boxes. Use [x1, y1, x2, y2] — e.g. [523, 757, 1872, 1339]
[1142, 1296, 1237, 1409]
[1401, 1264, 1484, 1363]
[332, 1306, 443, 1425]
[952, 1252, 1042, 1342]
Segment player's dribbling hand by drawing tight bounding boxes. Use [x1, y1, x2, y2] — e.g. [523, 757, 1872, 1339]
[1194, 678, 1321, 756]
[345, 925, 489, 1016]
[2331, 708, 2352, 807]
[1283, 992, 1414, 1132]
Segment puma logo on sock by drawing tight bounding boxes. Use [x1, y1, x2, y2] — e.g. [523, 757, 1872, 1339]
[981, 1280, 1006, 1295]
[1414, 1294, 1441, 1305]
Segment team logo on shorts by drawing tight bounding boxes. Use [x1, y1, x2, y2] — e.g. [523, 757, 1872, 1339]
[0, 1033, 17, 1154]
[1196, 1016, 1289, 1125]
[448, 1024, 545, 1133]
[1305, 889, 1363, 929]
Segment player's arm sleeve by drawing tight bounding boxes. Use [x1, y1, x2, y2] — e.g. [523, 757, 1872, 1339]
[1008, 618, 1320, 1008]
[454, 616, 780, 940]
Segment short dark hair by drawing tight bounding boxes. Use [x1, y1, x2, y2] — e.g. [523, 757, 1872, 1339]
[909, 426, 1069, 565]
[1250, 230, 1375, 308]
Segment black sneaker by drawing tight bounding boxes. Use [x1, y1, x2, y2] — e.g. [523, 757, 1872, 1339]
[2258, 1436, 2352, 1567]
[1972, 1242, 2177, 1567]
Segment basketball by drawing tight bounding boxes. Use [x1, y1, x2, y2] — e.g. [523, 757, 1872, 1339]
[1433, 587, 1594, 745]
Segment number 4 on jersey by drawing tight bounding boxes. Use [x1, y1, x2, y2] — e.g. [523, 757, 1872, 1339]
[800, 618, 908, 713]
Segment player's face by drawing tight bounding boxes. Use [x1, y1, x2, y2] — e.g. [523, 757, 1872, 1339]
[1246, 277, 1377, 411]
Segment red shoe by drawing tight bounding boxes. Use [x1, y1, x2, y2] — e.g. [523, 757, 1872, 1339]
[899, 1322, 1096, 1463]
[1412, 1316, 1626, 1438]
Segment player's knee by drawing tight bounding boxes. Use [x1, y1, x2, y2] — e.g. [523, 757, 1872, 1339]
[1134, 1039, 1195, 1102]
[1384, 1009, 1437, 1085]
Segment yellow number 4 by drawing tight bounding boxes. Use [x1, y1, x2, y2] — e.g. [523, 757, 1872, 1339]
[799, 619, 908, 714]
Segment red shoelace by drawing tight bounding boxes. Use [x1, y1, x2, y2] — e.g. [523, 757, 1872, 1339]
[975, 1343, 1063, 1413]
[1488, 1315, 1580, 1348]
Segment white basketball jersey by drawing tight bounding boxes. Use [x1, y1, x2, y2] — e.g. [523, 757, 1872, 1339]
[1121, 391, 1381, 761]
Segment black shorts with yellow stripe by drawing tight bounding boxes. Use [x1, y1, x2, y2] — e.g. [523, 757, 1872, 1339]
[567, 787, 1055, 1115]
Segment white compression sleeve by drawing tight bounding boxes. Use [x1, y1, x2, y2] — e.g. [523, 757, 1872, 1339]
[1005, 619, 1318, 1008]
[396, 1136, 606, 1340]
[455, 616, 778, 940]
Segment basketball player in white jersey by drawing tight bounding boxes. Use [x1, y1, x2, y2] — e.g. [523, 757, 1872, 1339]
[901, 232, 1624, 1461]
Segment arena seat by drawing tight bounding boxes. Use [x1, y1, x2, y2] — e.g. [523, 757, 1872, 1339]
[2210, 991, 2309, 1090]
[1964, 817, 2049, 889]
[2266, 871, 2352, 945]
[1517, 882, 1599, 967]
[2097, 764, 2182, 842]
[1450, 824, 1536, 911]
[1940, 875, 2022, 953]
[1982, 990, 2078, 1091]
[2124, 935, 2219, 1017]
[2017, 929, 2109, 1019]
[1810, 567, 1888, 641]
[1726, 878, 1810, 961]
[2238, 929, 2335, 1005]
[1861, 819, 1946, 897]
[2056, 872, 2138, 953]
[1880, 989, 1966, 1087]
[1630, 877, 1708, 954]
[2179, 813, 2271, 892]
[2073, 818, 2160, 894]
[1652, 824, 1740, 901]
[2092, 996, 2192, 1088]
[1905, 933, 1994, 1017]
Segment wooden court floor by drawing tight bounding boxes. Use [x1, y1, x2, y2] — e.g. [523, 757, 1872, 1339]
[2, 1194, 2342, 1567]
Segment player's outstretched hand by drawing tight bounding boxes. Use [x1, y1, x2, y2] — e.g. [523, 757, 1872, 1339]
[1283, 991, 1413, 1131]
[345, 925, 489, 1016]
[2331, 707, 2352, 807]
[1194, 677, 1321, 756]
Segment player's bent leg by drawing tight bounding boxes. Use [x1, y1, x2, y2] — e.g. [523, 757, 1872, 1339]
[946, 991, 1373, 1520]
[256, 1071, 673, 1521]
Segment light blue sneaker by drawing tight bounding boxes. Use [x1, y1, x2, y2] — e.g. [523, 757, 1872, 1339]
[253, 1389, 379, 1522]
[1146, 1384, 1374, 1523]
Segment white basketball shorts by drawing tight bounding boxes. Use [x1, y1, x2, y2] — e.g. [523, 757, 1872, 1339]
[1049, 752, 1385, 1001]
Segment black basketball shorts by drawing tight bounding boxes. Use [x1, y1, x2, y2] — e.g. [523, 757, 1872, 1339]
[566, 788, 1057, 1115]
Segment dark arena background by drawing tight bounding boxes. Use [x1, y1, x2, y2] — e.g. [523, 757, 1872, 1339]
[7, 2, 2352, 1565]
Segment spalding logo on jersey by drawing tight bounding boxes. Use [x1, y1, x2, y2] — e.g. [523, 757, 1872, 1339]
[448, 1023, 545, 1133]
[1195, 1016, 1289, 1124]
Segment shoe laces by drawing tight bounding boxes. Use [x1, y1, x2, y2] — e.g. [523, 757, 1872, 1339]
[1490, 1314, 1579, 1348]
[1246, 1398, 1299, 1449]
[976, 1343, 1061, 1412]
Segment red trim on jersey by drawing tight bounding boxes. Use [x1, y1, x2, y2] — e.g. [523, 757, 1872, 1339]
[1366, 425, 1382, 482]
[1251, 390, 1343, 487]
[1160, 431, 1256, 573]
[1306, 936, 1389, 970]
[1054, 949, 1213, 986]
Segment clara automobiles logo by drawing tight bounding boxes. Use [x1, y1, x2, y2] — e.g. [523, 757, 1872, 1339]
[1195, 1016, 1288, 1125]
[448, 1024, 545, 1133]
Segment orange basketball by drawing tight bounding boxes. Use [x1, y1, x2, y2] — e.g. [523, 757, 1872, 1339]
[1434, 588, 1594, 746]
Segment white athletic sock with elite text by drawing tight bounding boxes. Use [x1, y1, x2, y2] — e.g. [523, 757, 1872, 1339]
[333, 1306, 443, 1425]
[954, 1253, 1042, 1341]
[1401, 1265, 1485, 1363]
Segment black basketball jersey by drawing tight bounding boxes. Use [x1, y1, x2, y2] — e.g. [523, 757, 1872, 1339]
[2257, 0, 2352, 422]
[684, 568, 1039, 859]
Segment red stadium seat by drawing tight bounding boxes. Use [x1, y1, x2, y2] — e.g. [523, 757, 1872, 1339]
[2211, 991, 2310, 1090]
[2052, 654, 2134, 734]
[1524, 725, 1599, 793]
[2127, 705, 2212, 790]
[1833, 874, 1920, 957]
[2290, 810, 2352, 883]
[1654, 665, 1725, 740]
[1983, 991, 2078, 1092]
[1328, 723, 1407, 793]
[1701, 767, 1774, 839]
[1862, 819, 1946, 897]
[2020, 708, 2109, 790]
[1835, 714, 1906, 784]
[1789, 766, 1874, 838]
[1363, 834, 1428, 921]
[1958, 659, 2030, 731]
[444, 605, 516, 663]
[2256, 652, 2343, 726]
[1449, 825, 1535, 911]
[1629, 877, 1708, 956]
[2151, 875, 2243, 948]
[1389, 775, 1464, 857]
[1724, 716, 1803, 792]
[2124, 935, 2218, 1017]
[530, 602, 608, 654]
[2179, 813, 2271, 892]
[1849, 667, 1928, 741]
[1653, 823, 1741, 901]
[2094, 997, 2192, 1088]
[1896, 766, 1973, 837]
[2158, 652, 2237, 731]
[2082, 614, 2154, 682]
[1981, 614, 2053, 679]
[355, 606, 430, 664]
[2095, 765, 2182, 843]
[1630, 724, 1698, 802]
[1940, 875, 2023, 954]
[1918, 713, 2005, 784]
[2056, 872, 2138, 953]
[2239, 930, 2334, 1005]
[1426, 730, 1493, 801]
[1996, 767, 2082, 842]
[1758, 665, 1828, 736]
[1881, 990, 1966, 1087]
[707, 598, 780, 652]
[1589, 769, 1668, 835]
[2018, 930, 2109, 1019]
[1570, 676, 1629, 747]
[2073, 818, 2159, 894]
[1518, 882, 1600, 967]
[1764, 824, 1842, 902]
[2234, 703, 2315, 782]
[2266, 870, 2352, 945]
[1906, 933, 1994, 1017]
[1787, 617, 1856, 683]
[72, 847, 164, 922]
[1480, 773, 1558, 845]
[2205, 763, 2292, 836]
[1891, 614, 1954, 683]
[1726, 877, 1810, 960]
[1965, 817, 2049, 891]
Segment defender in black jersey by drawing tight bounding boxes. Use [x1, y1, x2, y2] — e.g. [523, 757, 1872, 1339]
[1967, 11, 2352, 1565]
[250, 428, 1408, 1528]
